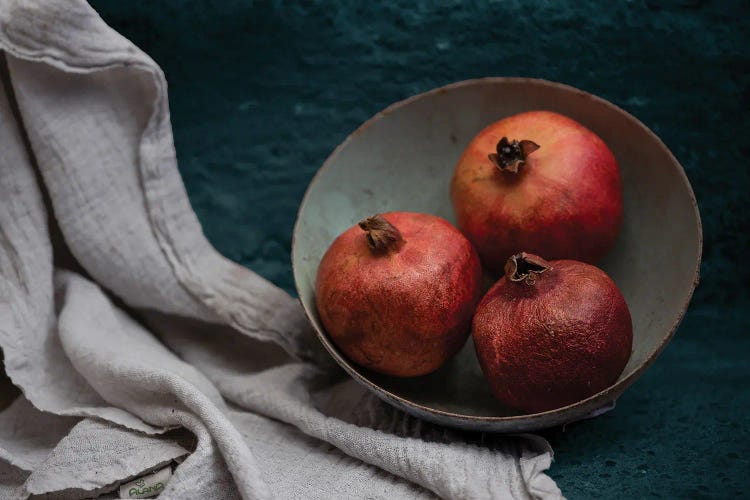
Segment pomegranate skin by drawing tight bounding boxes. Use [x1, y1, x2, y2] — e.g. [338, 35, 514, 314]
[472, 256, 633, 413]
[450, 110, 623, 274]
[316, 212, 482, 377]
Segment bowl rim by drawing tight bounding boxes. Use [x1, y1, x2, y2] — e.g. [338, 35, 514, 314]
[291, 76, 703, 426]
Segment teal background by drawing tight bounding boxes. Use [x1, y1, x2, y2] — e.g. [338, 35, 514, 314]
[91, 1, 749, 498]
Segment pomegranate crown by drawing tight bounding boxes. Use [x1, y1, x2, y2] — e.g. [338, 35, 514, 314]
[505, 252, 551, 286]
[358, 214, 404, 253]
[489, 137, 540, 173]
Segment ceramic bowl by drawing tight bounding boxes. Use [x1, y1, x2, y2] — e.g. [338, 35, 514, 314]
[292, 77, 701, 432]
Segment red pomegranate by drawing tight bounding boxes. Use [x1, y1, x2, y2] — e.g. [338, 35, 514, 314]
[450, 110, 623, 274]
[315, 212, 482, 377]
[472, 252, 632, 413]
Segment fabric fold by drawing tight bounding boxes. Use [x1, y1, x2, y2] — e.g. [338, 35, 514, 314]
[0, 53, 158, 435]
[0, 398, 78, 472]
[22, 418, 188, 499]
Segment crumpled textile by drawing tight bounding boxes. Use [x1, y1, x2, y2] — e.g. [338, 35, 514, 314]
[0, 0, 563, 498]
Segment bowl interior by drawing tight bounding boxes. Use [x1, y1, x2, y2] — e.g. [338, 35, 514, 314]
[292, 78, 701, 432]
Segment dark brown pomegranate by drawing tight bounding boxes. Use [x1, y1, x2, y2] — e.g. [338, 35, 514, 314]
[315, 212, 482, 377]
[472, 252, 632, 413]
[450, 110, 623, 274]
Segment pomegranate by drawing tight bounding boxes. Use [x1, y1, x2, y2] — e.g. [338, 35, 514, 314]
[315, 212, 482, 377]
[450, 110, 623, 274]
[472, 252, 632, 413]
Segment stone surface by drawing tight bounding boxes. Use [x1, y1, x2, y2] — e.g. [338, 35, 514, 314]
[90, 1, 750, 498]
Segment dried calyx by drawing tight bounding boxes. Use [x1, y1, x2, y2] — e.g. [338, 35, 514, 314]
[505, 252, 551, 286]
[489, 137, 540, 174]
[358, 214, 404, 253]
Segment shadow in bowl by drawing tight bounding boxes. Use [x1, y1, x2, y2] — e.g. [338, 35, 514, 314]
[365, 339, 520, 418]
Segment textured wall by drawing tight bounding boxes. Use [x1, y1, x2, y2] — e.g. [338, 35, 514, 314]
[92, 1, 749, 498]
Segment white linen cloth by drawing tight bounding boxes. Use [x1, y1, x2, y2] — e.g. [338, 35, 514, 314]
[0, 0, 563, 498]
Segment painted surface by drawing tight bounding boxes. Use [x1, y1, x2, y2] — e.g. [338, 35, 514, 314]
[92, 2, 749, 498]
